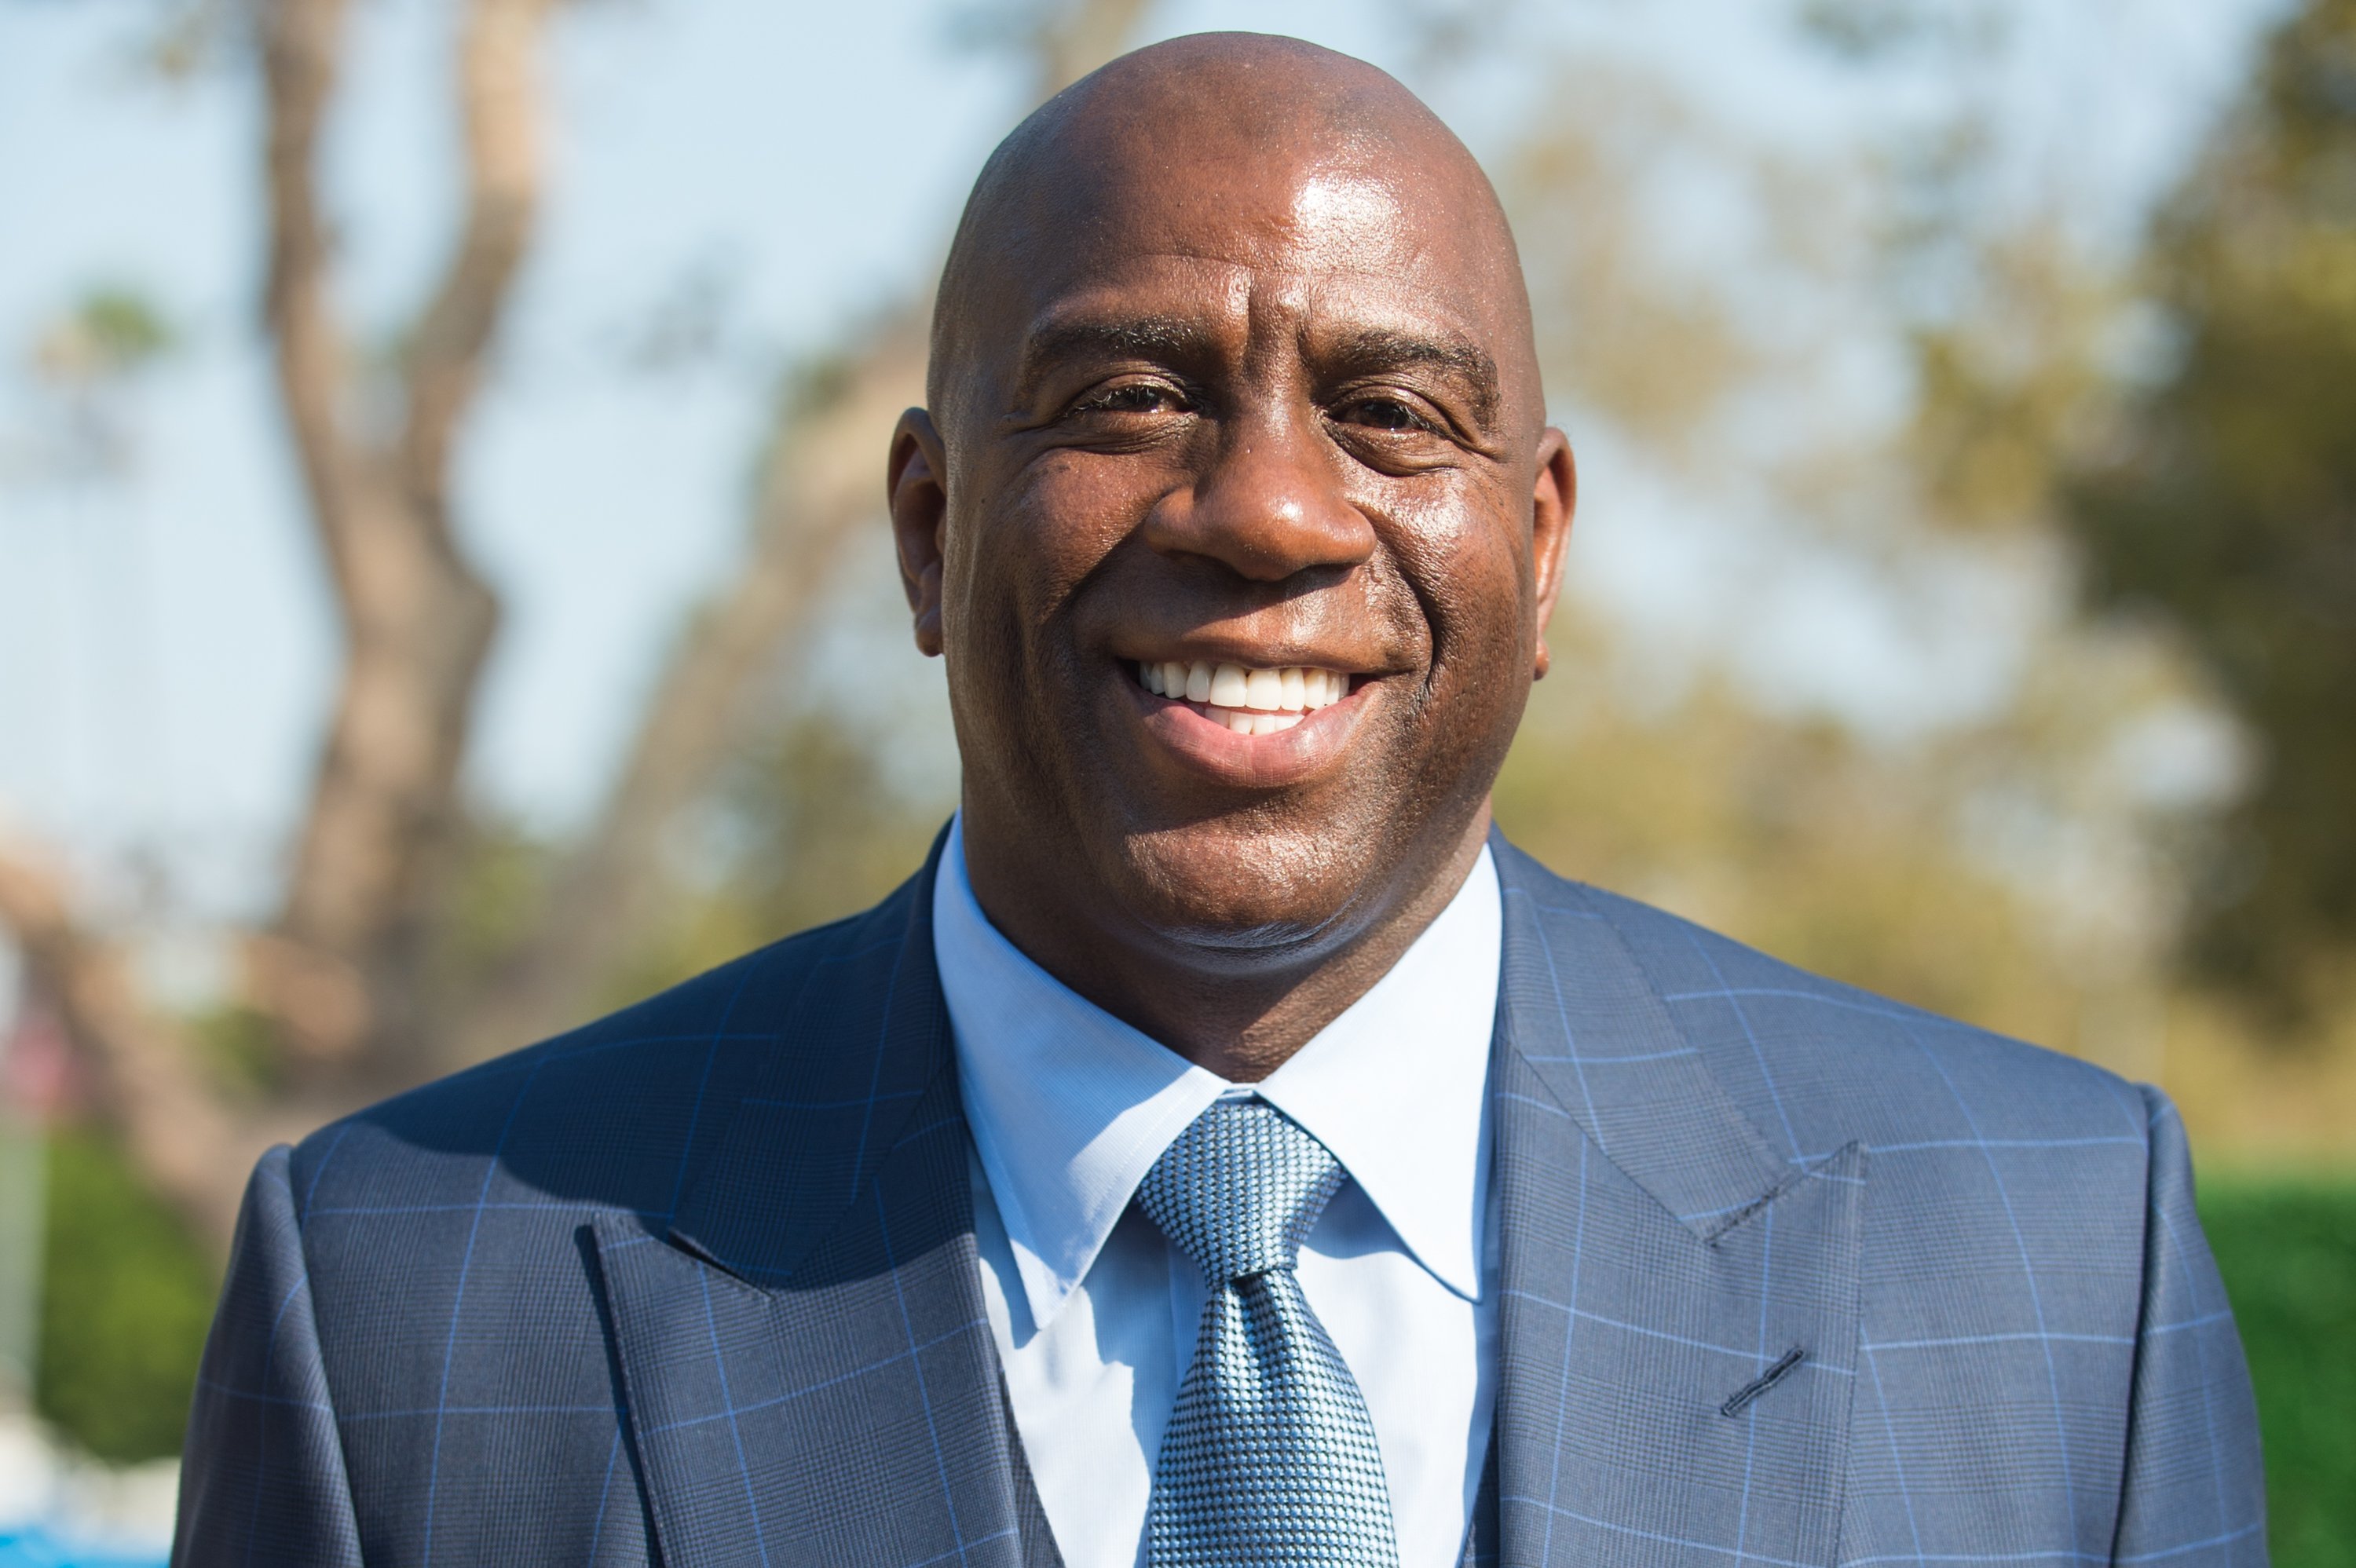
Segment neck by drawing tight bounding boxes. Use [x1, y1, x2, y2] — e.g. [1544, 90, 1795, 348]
[957, 805, 1491, 1082]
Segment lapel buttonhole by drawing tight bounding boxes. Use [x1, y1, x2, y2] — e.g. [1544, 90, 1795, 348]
[1720, 1345, 1806, 1417]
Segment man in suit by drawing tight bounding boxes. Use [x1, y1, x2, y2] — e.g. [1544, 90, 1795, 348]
[176, 31, 2266, 1568]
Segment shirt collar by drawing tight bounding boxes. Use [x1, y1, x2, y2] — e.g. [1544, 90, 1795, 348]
[934, 814, 1499, 1332]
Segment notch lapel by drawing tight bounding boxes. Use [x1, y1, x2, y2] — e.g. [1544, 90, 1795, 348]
[592, 840, 1035, 1568]
[1489, 837, 1865, 1567]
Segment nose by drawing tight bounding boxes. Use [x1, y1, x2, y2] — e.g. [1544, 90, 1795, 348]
[1137, 411, 1375, 583]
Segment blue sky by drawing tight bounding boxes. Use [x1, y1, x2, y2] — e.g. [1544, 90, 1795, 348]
[0, 0, 2285, 919]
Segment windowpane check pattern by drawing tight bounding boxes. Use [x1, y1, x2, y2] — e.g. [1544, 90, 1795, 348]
[1139, 1098, 1399, 1568]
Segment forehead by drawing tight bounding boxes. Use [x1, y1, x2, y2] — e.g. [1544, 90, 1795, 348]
[990, 137, 1524, 376]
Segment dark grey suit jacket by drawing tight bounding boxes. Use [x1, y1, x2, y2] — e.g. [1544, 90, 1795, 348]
[175, 831, 2266, 1566]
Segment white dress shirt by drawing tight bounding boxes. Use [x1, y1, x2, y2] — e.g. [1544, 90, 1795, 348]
[932, 815, 1502, 1568]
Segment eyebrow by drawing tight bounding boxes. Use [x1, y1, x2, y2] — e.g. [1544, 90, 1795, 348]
[1316, 326, 1501, 429]
[1015, 315, 1216, 392]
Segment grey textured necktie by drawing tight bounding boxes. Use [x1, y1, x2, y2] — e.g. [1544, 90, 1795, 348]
[1137, 1096, 1402, 1568]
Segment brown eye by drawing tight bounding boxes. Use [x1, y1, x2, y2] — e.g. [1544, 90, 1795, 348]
[1079, 382, 1187, 415]
[1338, 396, 1427, 432]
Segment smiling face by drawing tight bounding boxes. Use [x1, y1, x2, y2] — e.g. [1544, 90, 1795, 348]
[891, 35, 1573, 1057]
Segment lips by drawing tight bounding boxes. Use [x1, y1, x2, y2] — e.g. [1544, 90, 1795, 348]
[1120, 653, 1374, 788]
[1135, 659, 1352, 734]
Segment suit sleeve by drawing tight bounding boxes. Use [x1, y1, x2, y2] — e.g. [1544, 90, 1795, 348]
[173, 1146, 366, 1567]
[2109, 1086, 2269, 1566]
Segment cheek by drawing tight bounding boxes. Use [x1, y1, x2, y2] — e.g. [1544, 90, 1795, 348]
[946, 457, 1132, 641]
[1377, 484, 1532, 685]
[945, 454, 1177, 737]
[1013, 451, 1165, 581]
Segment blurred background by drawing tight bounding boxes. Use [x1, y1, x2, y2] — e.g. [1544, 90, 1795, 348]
[2, 0, 2351, 1560]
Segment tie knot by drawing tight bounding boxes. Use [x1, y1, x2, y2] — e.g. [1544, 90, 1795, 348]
[1137, 1098, 1345, 1283]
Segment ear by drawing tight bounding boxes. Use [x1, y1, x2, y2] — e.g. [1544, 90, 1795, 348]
[1529, 426, 1577, 680]
[887, 407, 949, 658]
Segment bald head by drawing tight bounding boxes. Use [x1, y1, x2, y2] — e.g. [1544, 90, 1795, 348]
[927, 32, 1540, 436]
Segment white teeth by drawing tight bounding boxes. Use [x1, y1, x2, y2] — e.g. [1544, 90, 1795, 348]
[1136, 657, 1352, 722]
[1193, 704, 1311, 734]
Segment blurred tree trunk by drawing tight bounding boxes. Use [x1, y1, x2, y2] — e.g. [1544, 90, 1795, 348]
[251, 0, 550, 1086]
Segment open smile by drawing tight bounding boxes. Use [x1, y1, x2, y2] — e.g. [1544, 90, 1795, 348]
[1121, 654, 1375, 788]
[1133, 659, 1355, 734]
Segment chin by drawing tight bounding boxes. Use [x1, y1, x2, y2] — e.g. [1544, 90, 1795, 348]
[1111, 811, 1382, 956]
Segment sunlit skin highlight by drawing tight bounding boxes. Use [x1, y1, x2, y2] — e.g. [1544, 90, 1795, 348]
[887, 33, 1575, 1080]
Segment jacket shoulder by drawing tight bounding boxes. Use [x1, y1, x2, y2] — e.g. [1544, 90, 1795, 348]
[284, 881, 920, 1225]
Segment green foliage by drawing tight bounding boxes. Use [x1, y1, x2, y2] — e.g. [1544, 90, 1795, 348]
[1905, 236, 2120, 533]
[32, 287, 176, 387]
[2201, 1175, 2356, 1566]
[189, 1002, 286, 1096]
[428, 814, 561, 1011]
[35, 1128, 218, 1464]
[723, 715, 949, 938]
[75, 290, 175, 367]
[1495, 676, 2100, 1054]
[2066, 0, 2356, 1018]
